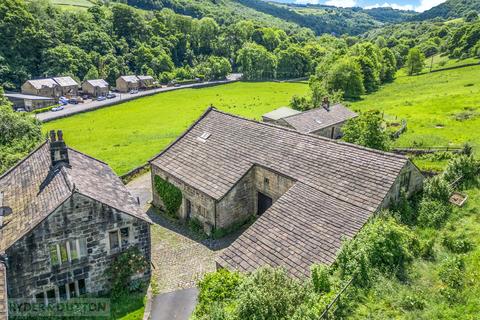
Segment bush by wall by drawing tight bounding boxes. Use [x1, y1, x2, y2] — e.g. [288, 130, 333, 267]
[417, 198, 452, 228]
[154, 175, 182, 216]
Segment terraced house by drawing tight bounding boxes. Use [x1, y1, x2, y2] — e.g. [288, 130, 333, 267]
[0, 131, 151, 311]
[150, 108, 424, 277]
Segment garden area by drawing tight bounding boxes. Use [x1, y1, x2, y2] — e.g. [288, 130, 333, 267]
[43, 81, 308, 175]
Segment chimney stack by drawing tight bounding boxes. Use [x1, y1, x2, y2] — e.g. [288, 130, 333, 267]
[322, 97, 330, 111]
[49, 130, 69, 167]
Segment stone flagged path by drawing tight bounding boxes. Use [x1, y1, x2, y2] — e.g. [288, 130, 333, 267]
[150, 288, 199, 320]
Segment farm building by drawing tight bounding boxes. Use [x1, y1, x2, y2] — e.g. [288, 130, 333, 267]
[116, 75, 140, 93]
[82, 79, 109, 97]
[3, 93, 56, 112]
[262, 100, 358, 139]
[0, 130, 151, 307]
[52, 77, 79, 97]
[137, 76, 155, 89]
[21, 78, 61, 98]
[150, 108, 424, 277]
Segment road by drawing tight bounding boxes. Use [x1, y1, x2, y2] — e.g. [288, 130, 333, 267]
[36, 74, 242, 122]
[150, 288, 199, 320]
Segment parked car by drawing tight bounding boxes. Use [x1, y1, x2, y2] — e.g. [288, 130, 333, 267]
[68, 98, 79, 104]
[130, 89, 139, 94]
[59, 97, 68, 105]
[51, 105, 64, 112]
[106, 93, 116, 99]
[96, 95, 107, 101]
[82, 94, 90, 100]
[15, 108, 27, 113]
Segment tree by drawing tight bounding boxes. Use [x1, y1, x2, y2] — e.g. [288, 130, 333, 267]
[42, 45, 92, 80]
[380, 47, 397, 83]
[236, 43, 277, 80]
[465, 10, 478, 22]
[84, 66, 99, 80]
[342, 110, 391, 151]
[356, 55, 380, 93]
[0, 88, 43, 174]
[325, 58, 365, 100]
[405, 48, 425, 76]
[194, 56, 232, 81]
[275, 45, 312, 79]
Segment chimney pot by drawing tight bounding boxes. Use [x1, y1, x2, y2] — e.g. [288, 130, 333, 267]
[50, 129, 69, 167]
[50, 130, 56, 142]
[57, 130, 63, 141]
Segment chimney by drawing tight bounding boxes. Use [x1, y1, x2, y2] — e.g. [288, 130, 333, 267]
[49, 130, 69, 167]
[322, 97, 330, 111]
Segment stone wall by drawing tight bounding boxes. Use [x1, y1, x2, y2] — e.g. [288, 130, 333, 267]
[6, 192, 151, 299]
[380, 160, 424, 209]
[311, 122, 346, 139]
[253, 166, 295, 203]
[151, 166, 216, 230]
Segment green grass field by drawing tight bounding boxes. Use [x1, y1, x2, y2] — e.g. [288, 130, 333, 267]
[43, 82, 308, 175]
[350, 65, 480, 150]
[49, 0, 93, 10]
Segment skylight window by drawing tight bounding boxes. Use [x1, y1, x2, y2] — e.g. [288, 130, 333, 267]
[197, 132, 211, 143]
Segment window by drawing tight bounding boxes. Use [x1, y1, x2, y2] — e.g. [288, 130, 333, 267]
[46, 289, 56, 303]
[109, 228, 130, 251]
[78, 279, 86, 296]
[35, 292, 45, 303]
[109, 231, 119, 250]
[69, 282, 77, 298]
[59, 285, 67, 301]
[49, 239, 88, 267]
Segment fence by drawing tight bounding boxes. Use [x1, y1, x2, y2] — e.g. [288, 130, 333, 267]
[393, 145, 463, 155]
[390, 119, 407, 139]
[320, 277, 355, 319]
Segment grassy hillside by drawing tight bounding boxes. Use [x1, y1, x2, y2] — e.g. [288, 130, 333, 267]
[349, 65, 480, 152]
[414, 0, 480, 21]
[43, 82, 308, 175]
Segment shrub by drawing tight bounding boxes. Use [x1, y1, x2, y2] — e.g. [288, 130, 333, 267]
[105, 247, 149, 298]
[439, 256, 465, 290]
[195, 269, 243, 318]
[399, 292, 425, 311]
[442, 233, 473, 253]
[393, 189, 415, 225]
[336, 216, 416, 285]
[418, 238, 435, 260]
[154, 175, 182, 216]
[233, 267, 307, 320]
[417, 199, 452, 228]
[290, 94, 309, 111]
[423, 175, 452, 203]
[443, 155, 479, 186]
[311, 264, 331, 294]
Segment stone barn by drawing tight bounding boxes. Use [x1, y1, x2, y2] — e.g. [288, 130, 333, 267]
[150, 108, 424, 277]
[262, 101, 357, 139]
[82, 79, 109, 97]
[0, 131, 151, 308]
[137, 76, 155, 89]
[52, 77, 79, 97]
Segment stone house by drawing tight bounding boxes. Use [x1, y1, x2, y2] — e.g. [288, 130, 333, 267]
[116, 76, 140, 93]
[137, 76, 155, 89]
[0, 131, 151, 310]
[52, 77, 79, 97]
[262, 101, 358, 139]
[150, 108, 423, 277]
[82, 79, 109, 97]
[4, 93, 56, 112]
[21, 79, 61, 98]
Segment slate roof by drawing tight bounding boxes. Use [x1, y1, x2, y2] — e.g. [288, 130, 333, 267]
[151, 108, 410, 277]
[282, 104, 358, 133]
[0, 262, 6, 320]
[119, 75, 140, 83]
[26, 78, 58, 90]
[262, 107, 301, 121]
[84, 79, 109, 88]
[4, 93, 55, 100]
[137, 75, 154, 81]
[0, 141, 151, 253]
[53, 77, 79, 87]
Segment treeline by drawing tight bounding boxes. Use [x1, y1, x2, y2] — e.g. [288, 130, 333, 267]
[414, 0, 480, 21]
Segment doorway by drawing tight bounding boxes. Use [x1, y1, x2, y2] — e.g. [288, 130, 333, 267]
[185, 199, 192, 220]
[257, 192, 273, 215]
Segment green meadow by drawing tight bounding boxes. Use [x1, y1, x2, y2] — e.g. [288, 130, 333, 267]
[350, 65, 480, 151]
[43, 82, 308, 175]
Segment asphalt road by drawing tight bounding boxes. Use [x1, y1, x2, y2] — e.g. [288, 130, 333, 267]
[36, 74, 242, 122]
[150, 287, 199, 320]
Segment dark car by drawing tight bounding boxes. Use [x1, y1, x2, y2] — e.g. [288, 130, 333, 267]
[106, 93, 116, 99]
[82, 94, 90, 100]
[68, 98, 79, 104]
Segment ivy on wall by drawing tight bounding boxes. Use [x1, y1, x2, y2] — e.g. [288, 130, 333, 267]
[154, 175, 183, 216]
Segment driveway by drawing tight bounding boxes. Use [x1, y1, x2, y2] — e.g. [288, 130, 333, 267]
[150, 288, 198, 320]
[36, 74, 242, 122]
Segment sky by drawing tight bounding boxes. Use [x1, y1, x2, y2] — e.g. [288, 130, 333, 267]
[293, 0, 447, 12]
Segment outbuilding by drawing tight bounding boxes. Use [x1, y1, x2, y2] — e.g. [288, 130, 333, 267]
[116, 75, 140, 93]
[82, 79, 109, 97]
[4, 93, 56, 111]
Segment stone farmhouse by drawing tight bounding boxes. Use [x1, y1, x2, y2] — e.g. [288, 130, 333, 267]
[0, 131, 151, 309]
[82, 79, 109, 97]
[116, 75, 140, 93]
[150, 108, 423, 277]
[137, 76, 155, 89]
[262, 100, 357, 139]
[21, 77, 79, 98]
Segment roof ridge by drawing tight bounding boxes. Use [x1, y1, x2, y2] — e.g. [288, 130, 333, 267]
[150, 106, 215, 163]
[209, 108, 407, 161]
[0, 140, 48, 181]
[67, 147, 109, 166]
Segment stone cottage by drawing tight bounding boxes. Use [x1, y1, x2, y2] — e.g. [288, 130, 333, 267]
[0, 131, 151, 309]
[150, 108, 423, 277]
[52, 77, 79, 97]
[82, 79, 109, 97]
[262, 100, 358, 139]
[21, 79, 61, 98]
[116, 76, 140, 93]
